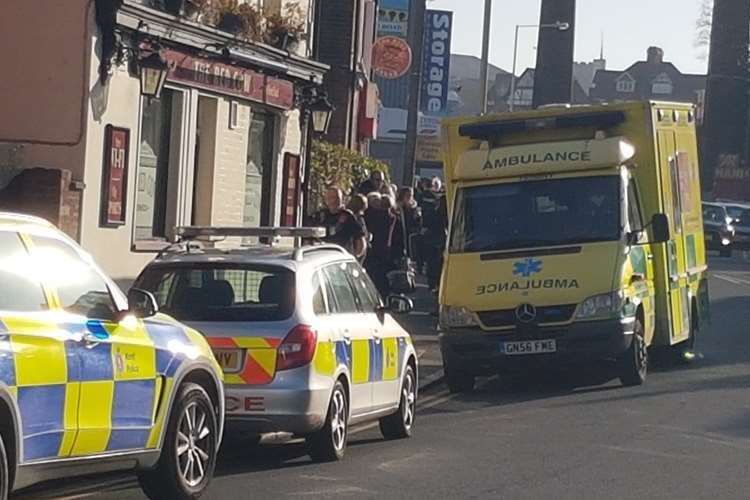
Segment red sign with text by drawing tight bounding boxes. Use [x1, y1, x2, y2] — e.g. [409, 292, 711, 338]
[281, 154, 301, 226]
[101, 125, 129, 227]
[161, 49, 294, 109]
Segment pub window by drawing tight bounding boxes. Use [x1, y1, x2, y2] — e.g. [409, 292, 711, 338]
[135, 89, 180, 241]
[244, 110, 276, 227]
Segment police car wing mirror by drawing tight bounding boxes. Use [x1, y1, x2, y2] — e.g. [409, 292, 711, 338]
[650, 213, 671, 244]
[386, 295, 414, 315]
[127, 288, 159, 319]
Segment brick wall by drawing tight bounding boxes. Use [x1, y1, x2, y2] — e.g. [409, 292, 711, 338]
[0, 167, 81, 239]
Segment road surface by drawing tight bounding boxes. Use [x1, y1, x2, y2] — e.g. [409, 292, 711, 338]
[16, 255, 750, 499]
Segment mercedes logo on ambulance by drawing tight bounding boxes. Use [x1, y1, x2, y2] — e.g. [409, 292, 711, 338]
[515, 303, 537, 323]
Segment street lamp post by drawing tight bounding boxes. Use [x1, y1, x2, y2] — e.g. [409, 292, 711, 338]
[508, 21, 570, 112]
[479, 0, 493, 114]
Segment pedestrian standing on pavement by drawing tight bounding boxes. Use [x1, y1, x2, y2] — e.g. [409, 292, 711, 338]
[359, 170, 386, 196]
[364, 193, 397, 297]
[393, 187, 422, 263]
[422, 177, 447, 292]
[310, 186, 367, 259]
[347, 193, 369, 264]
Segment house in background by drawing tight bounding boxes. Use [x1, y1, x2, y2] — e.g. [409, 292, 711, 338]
[590, 47, 706, 120]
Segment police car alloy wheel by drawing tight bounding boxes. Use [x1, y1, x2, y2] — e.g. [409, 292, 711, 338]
[0, 433, 8, 500]
[138, 383, 218, 499]
[307, 380, 348, 462]
[379, 364, 417, 439]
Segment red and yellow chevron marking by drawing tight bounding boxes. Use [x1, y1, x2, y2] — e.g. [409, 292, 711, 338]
[206, 337, 281, 386]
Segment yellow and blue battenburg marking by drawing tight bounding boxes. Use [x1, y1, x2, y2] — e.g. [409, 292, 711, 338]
[322, 336, 408, 384]
[0, 313, 199, 463]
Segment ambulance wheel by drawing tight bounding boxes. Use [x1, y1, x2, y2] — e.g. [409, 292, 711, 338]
[445, 366, 475, 394]
[673, 310, 698, 365]
[618, 319, 648, 387]
[307, 380, 348, 462]
[0, 433, 8, 500]
[380, 364, 417, 440]
[138, 383, 218, 500]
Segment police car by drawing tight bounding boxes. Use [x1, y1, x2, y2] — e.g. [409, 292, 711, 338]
[134, 227, 418, 461]
[0, 213, 224, 499]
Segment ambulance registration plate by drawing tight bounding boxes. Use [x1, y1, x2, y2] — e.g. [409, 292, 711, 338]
[501, 340, 557, 355]
[213, 349, 243, 372]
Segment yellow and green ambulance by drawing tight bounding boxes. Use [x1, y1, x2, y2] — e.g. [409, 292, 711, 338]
[439, 101, 708, 392]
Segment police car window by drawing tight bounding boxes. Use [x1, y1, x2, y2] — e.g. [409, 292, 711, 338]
[323, 264, 359, 314]
[136, 265, 295, 322]
[0, 231, 48, 312]
[311, 271, 327, 315]
[30, 236, 117, 319]
[345, 262, 381, 311]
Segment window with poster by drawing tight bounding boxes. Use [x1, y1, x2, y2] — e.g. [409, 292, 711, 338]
[134, 89, 179, 241]
[245, 110, 276, 228]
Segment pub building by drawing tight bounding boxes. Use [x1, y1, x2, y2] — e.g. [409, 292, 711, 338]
[0, 0, 329, 286]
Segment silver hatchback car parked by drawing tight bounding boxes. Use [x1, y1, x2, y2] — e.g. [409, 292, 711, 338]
[134, 227, 418, 461]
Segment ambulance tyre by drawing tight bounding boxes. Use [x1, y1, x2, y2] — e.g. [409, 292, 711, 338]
[0, 433, 8, 500]
[618, 319, 648, 387]
[138, 383, 218, 500]
[307, 380, 348, 462]
[380, 364, 416, 440]
[445, 365, 475, 394]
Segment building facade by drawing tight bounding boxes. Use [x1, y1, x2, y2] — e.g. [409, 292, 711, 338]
[313, 0, 379, 152]
[0, 0, 326, 285]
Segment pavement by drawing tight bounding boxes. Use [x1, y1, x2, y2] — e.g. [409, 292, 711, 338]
[16, 253, 750, 499]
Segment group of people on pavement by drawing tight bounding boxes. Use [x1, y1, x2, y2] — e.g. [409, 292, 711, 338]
[308, 171, 448, 297]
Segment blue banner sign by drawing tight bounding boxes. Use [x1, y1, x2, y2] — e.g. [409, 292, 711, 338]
[421, 10, 453, 115]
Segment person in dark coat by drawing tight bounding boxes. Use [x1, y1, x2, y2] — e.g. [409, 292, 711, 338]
[392, 187, 422, 264]
[310, 187, 367, 259]
[358, 170, 386, 196]
[364, 194, 397, 297]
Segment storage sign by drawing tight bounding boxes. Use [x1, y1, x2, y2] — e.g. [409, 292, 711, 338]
[421, 10, 453, 115]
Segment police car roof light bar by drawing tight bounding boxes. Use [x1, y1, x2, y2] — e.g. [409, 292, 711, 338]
[176, 226, 327, 241]
[458, 111, 626, 141]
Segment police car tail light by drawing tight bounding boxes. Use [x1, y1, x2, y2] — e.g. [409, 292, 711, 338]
[277, 325, 317, 371]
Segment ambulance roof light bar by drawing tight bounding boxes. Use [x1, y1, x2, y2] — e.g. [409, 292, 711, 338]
[458, 110, 626, 141]
[175, 226, 327, 241]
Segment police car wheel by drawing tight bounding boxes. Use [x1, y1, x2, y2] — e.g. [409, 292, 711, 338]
[307, 380, 348, 462]
[618, 319, 648, 387]
[379, 364, 416, 440]
[138, 383, 218, 500]
[0, 433, 8, 500]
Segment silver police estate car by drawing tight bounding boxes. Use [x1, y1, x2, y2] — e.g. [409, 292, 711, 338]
[134, 227, 418, 461]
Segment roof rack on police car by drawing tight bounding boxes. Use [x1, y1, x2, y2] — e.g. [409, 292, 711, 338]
[175, 226, 327, 245]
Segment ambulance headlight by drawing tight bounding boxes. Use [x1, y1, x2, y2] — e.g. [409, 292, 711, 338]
[577, 292, 623, 320]
[440, 306, 478, 329]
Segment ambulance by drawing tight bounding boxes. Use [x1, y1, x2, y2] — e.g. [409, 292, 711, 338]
[438, 101, 709, 392]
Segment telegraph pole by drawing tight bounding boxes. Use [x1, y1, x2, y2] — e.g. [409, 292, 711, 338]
[479, 0, 492, 114]
[403, 0, 427, 186]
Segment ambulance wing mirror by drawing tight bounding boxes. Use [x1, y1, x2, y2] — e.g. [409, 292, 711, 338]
[650, 213, 671, 244]
[127, 288, 159, 319]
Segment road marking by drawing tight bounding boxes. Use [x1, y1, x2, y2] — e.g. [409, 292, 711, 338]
[714, 273, 750, 287]
[597, 444, 696, 461]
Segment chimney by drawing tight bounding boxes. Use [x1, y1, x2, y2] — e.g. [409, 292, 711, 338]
[647, 47, 664, 64]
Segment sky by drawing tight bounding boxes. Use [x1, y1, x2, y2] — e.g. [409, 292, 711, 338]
[430, 0, 708, 76]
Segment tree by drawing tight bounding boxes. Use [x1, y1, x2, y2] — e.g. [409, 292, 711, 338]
[307, 141, 390, 214]
[695, 0, 713, 61]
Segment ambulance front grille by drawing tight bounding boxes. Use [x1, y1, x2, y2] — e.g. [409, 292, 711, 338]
[477, 304, 577, 328]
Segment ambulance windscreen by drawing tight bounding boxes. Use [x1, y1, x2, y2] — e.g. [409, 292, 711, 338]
[450, 176, 621, 253]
